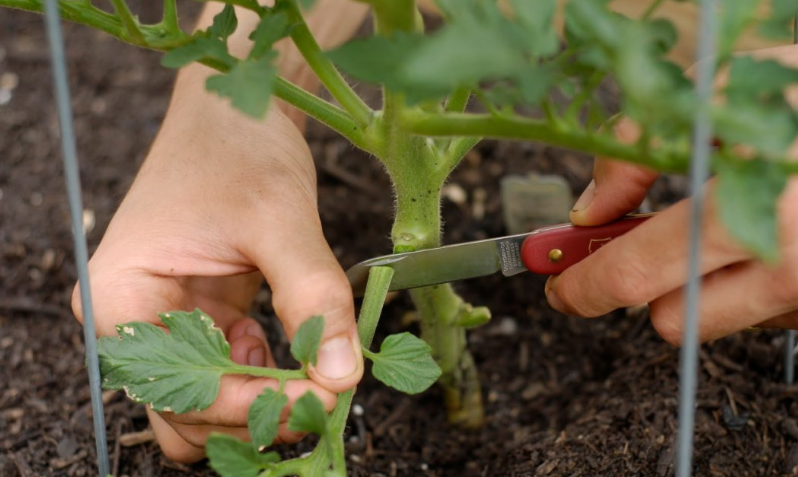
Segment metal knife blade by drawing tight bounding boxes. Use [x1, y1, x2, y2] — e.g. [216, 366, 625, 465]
[345, 226, 567, 297]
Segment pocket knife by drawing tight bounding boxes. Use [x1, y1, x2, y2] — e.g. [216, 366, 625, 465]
[346, 214, 652, 296]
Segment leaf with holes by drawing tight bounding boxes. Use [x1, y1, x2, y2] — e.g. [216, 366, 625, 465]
[97, 309, 235, 414]
[207, 433, 280, 477]
[363, 333, 441, 395]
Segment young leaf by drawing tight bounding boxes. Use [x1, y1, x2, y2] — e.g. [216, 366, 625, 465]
[364, 333, 441, 395]
[327, 33, 423, 90]
[98, 309, 234, 413]
[206, 52, 277, 118]
[726, 56, 798, 103]
[249, 10, 292, 60]
[209, 4, 238, 40]
[207, 433, 280, 477]
[287, 391, 328, 436]
[716, 159, 787, 263]
[162, 37, 231, 69]
[248, 388, 288, 449]
[290, 315, 324, 366]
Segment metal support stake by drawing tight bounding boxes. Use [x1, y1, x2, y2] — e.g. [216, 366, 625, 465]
[675, 1, 717, 476]
[42, 1, 111, 475]
[785, 17, 798, 386]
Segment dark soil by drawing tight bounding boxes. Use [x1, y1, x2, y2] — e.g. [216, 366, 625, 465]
[2, 5, 798, 477]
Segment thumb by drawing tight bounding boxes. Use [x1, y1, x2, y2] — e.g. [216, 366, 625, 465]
[245, 198, 363, 394]
[570, 119, 659, 226]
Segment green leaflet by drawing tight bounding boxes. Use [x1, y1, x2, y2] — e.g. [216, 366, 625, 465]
[98, 309, 234, 414]
[287, 391, 329, 436]
[206, 53, 278, 119]
[207, 433, 280, 477]
[363, 333, 441, 395]
[716, 159, 787, 263]
[726, 56, 798, 103]
[290, 315, 324, 366]
[161, 37, 232, 69]
[327, 33, 424, 92]
[249, 10, 293, 60]
[248, 388, 289, 449]
[757, 0, 798, 39]
[208, 4, 238, 40]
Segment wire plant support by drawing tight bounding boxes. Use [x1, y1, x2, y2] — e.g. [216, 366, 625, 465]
[42, 0, 111, 475]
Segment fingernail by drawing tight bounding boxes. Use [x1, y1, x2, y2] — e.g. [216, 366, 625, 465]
[248, 347, 266, 367]
[545, 277, 566, 313]
[314, 335, 358, 380]
[572, 179, 596, 213]
[246, 322, 266, 341]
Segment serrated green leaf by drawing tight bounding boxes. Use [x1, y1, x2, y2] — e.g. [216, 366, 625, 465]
[249, 10, 292, 60]
[757, 0, 798, 39]
[327, 33, 424, 90]
[716, 159, 787, 263]
[400, 8, 526, 102]
[287, 391, 328, 436]
[290, 315, 324, 366]
[98, 309, 234, 413]
[162, 37, 231, 69]
[365, 333, 441, 395]
[248, 388, 288, 449]
[508, 0, 558, 56]
[209, 4, 237, 40]
[726, 56, 798, 103]
[206, 53, 277, 118]
[713, 101, 798, 156]
[207, 434, 280, 477]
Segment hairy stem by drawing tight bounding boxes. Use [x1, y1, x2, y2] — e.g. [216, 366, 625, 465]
[109, 0, 144, 43]
[403, 110, 689, 172]
[283, 0, 373, 126]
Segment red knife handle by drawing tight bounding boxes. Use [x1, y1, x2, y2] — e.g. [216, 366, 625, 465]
[521, 214, 652, 275]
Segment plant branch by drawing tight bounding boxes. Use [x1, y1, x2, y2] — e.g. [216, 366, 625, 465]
[445, 87, 471, 114]
[161, 0, 178, 32]
[109, 0, 145, 43]
[273, 78, 373, 153]
[282, 0, 373, 126]
[403, 111, 689, 173]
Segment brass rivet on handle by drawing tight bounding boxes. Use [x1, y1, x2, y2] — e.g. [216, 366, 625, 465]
[548, 248, 563, 263]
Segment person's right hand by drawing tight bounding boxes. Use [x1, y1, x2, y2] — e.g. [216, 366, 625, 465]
[71, 60, 364, 462]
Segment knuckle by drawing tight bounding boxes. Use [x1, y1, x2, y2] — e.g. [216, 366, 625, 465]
[604, 259, 653, 307]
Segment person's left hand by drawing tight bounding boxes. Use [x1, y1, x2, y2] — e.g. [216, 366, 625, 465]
[544, 122, 798, 345]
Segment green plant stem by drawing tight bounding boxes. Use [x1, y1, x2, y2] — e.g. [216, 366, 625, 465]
[445, 87, 472, 113]
[283, 0, 373, 127]
[109, 0, 144, 43]
[403, 110, 689, 172]
[303, 266, 395, 477]
[410, 285, 484, 428]
[161, 0, 178, 31]
[227, 364, 306, 381]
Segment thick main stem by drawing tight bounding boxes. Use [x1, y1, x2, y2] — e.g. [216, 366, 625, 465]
[389, 154, 485, 427]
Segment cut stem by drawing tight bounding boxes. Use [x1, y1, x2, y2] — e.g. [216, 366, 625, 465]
[109, 0, 145, 44]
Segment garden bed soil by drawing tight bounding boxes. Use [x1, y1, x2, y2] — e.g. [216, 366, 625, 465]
[2, 6, 798, 477]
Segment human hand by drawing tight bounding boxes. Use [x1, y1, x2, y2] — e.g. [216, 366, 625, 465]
[71, 61, 363, 461]
[545, 118, 798, 345]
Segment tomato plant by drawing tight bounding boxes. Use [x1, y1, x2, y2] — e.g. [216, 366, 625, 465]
[4, 0, 798, 475]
